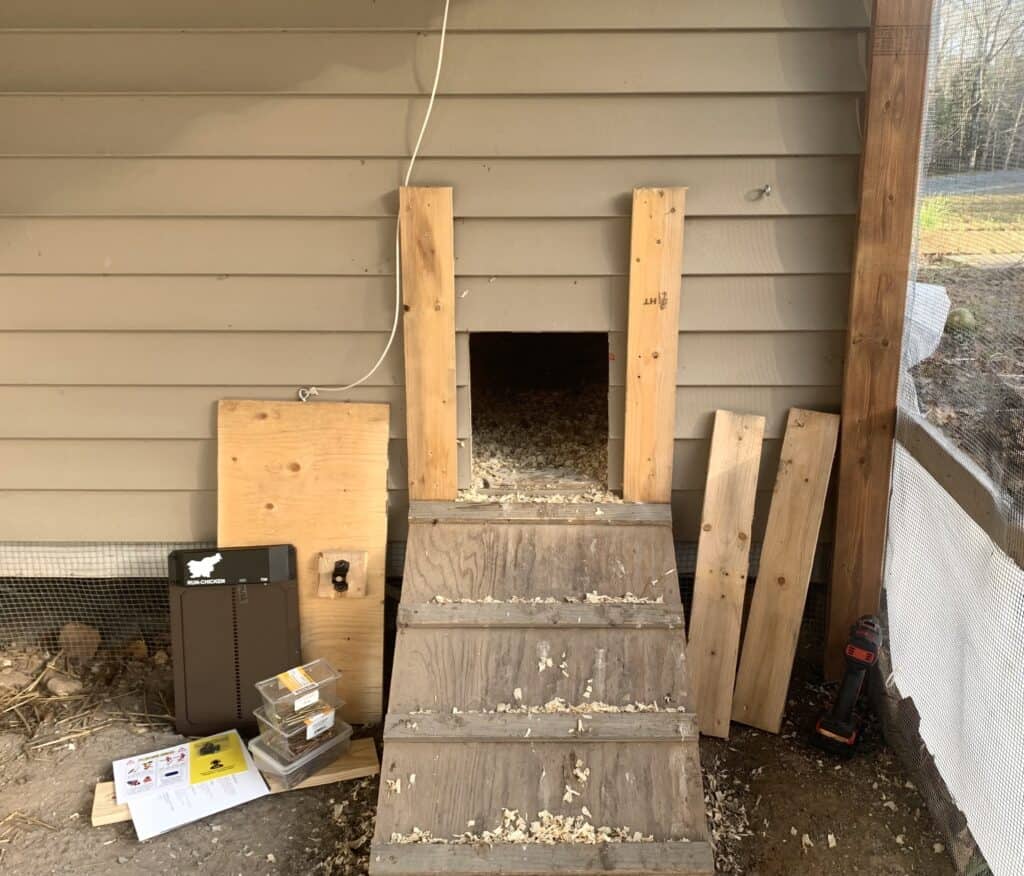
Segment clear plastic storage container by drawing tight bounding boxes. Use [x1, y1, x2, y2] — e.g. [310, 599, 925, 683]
[254, 658, 339, 723]
[254, 703, 338, 761]
[249, 723, 353, 790]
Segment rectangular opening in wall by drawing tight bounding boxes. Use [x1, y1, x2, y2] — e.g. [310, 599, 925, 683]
[468, 332, 612, 499]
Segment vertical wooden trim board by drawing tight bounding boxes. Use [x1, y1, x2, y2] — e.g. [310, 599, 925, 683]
[732, 408, 840, 733]
[217, 400, 390, 723]
[400, 186, 458, 501]
[827, 0, 934, 678]
[686, 410, 765, 738]
[623, 187, 687, 503]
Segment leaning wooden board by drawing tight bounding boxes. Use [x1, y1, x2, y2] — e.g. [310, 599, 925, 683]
[91, 737, 379, 827]
[732, 409, 840, 733]
[623, 186, 687, 503]
[686, 410, 764, 739]
[218, 400, 389, 723]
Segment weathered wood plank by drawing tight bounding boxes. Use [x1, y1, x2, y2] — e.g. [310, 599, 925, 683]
[388, 628, 690, 714]
[402, 519, 678, 603]
[399, 603, 685, 630]
[623, 187, 687, 503]
[217, 400, 388, 723]
[827, 0, 934, 679]
[686, 410, 765, 738]
[732, 409, 840, 733]
[369, 841, 715, 875]
[372, 740, 707, 842]
[384, 711, 698, 742]
[400, 187, 457, 500]
[409, 501, 670, 525]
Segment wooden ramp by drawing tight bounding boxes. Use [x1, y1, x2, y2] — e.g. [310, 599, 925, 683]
[370, 502, 712, 876]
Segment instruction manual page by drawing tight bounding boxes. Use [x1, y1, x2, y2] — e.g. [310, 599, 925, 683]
[112, 730, 269, 840]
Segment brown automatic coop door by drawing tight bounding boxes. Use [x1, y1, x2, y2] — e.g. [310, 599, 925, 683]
[167, 545, 301, 736]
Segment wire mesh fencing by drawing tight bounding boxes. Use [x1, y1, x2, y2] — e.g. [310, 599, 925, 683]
[884, 2, 1024, 873]
[0, 542, 208, 656]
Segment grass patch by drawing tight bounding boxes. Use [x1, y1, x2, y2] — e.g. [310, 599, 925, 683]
[919, 192, 1024, 254]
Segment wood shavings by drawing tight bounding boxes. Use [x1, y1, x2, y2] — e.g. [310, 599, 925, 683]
[562, 786, 580, 804]
[455, 698, 687, 716]
[385, 778, 402, 795]
[573, 759, 590, 785]
[513, 687, 523, 702]
[388, 808, 664, 846]
[430, 593, 663, 605]
[704, 754, 753, 874]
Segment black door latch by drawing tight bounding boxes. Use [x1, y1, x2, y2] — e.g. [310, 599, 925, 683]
[332, 559, 351, 593]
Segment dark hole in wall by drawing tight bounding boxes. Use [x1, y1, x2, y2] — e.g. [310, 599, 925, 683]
[468, 333, 611, 494]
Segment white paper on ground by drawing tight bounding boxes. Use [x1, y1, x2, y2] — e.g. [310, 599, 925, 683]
[112, 729, 270, 840]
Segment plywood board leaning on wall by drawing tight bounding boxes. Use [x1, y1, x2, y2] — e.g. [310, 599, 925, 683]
[687, 409, 765, 738]
[623, 187, 687, 502]
[217, 400, 389, 723]
[732, 408, 840, 733]
[400, 186, 457, 501]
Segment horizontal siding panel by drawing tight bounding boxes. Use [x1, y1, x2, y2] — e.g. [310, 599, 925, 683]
[0, 490, 219, 541]
[0, 217, 854, 275]
[608, 332, 845, 386]
[0, 157, 860, 217]
[459, 275, 849, 333]
[0, 386, 471, 438]
[608, 386, 842, 439]
[608, 438, 782, 492]
[0, 332, 471, 386]
[1, 275, 848, 332]
[0, 438, 470, 491]
[0, 95, 863, 157]
[0, 32, 866, 94]
[0, 1, 871, 30]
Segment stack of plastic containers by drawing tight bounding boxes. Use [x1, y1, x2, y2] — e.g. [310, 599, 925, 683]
[249, 658, 353, 789]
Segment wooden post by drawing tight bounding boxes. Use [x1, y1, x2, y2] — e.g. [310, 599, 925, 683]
[623, 187, 687, 503]
[399, 186, 458, 501]
[827, 0, 934, 678]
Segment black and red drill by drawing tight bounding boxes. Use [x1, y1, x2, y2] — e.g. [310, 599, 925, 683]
[812, 615, 882, 757]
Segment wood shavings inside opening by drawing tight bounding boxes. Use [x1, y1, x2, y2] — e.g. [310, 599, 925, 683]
[466, 332, 619, 503]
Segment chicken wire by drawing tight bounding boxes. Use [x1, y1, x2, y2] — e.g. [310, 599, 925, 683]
[883, 1, 1024, 874]
[0, 542, 208, 654]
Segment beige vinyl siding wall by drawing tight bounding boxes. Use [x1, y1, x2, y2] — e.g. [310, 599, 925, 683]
[0, 1, 868, 559]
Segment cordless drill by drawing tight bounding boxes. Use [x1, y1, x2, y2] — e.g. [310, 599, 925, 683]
[812, 615, 882, 757]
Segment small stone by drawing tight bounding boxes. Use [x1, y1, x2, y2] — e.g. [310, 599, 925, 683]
[124, 639, 148, 660]
[46, 675, 84, 697]
[266, 853, 276, 863]
[59, 622, 102, 660]
[933, 842, 945, 854]
[945, 307, 977, 332]
[827, 833, 837, 849]
[895, 834, 905, 845]
[152, 650, 169, 666]
[117, 857, 129, 865]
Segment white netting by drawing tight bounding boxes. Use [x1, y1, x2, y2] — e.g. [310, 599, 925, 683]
[886, 1, 1024, 873]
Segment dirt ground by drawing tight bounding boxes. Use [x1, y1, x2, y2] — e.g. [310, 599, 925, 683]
[912, 250, 1024, 509]
[0, 639, 955, 876]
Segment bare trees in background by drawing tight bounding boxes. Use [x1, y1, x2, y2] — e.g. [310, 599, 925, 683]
[927, 0, 1024, 174]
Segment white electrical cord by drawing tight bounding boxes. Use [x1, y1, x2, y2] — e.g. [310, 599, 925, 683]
[298, 0, 452, 402]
